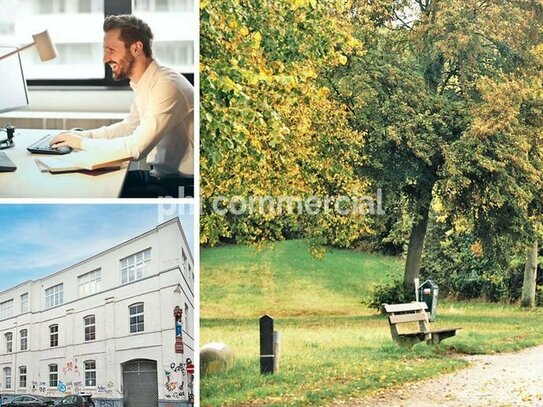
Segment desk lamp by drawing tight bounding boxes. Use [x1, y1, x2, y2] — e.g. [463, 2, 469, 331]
[0, 30, 57, 62]
[0, 30, 57, 149]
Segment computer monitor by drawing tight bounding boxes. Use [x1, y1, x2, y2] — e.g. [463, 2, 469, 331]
[0, 45, 29, 114]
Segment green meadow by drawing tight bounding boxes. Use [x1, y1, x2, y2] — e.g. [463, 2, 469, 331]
[201, 240, 543, 406]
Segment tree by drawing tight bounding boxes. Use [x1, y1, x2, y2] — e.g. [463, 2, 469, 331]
[521, 241, 538, 308]
[332, 0, 543, 290]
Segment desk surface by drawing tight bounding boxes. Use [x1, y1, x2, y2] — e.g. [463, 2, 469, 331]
[0, 129, 129, 198]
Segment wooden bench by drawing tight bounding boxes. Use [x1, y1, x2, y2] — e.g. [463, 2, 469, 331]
[383, 302, 460, 347]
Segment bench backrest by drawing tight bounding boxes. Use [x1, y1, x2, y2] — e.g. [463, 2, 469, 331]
[383, 302, 430, 340]
[383, 302, 428, 313]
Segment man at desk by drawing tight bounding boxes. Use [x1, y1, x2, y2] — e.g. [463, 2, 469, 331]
[51, 15, 194, 198]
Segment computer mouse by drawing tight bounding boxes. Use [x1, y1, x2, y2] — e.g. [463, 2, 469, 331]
[56, 146, 73, 155]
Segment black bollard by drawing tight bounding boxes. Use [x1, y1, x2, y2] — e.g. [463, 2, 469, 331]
[260, 315, 274, 374]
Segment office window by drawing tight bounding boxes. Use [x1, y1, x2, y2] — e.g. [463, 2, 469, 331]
[20, 293, 29, 314]
[132, 0, 195, 72]
[0, 299, 13, 319]
[0, 0, 194, 85]
[20, 329, 28, 351]
[19, 366, 27, 388]
[50, 324, 59, 347]
[49, 364, 58, 387]
[84, 315, 96, 341]
[45, 284, 63, 308]
[0, 0, 105, 80]
[78, 269, 102, 297]
[129, 303, 144, 333]
[121, 249, 151, 284]
[4, 367, 11, 389]
[84, 360, 96, 386]
[5, 332, 12, 353]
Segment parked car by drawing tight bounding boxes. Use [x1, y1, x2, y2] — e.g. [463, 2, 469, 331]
[55, 395, 94, 407]
[3, 395, 55, 407]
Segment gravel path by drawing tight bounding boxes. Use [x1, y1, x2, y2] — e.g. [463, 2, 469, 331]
[333, 345, 543, 406]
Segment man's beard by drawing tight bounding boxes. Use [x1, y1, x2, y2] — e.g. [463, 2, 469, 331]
[111, 52, 135, 81]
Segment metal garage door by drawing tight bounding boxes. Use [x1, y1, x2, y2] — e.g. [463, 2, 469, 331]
[122, 359, 159, 407]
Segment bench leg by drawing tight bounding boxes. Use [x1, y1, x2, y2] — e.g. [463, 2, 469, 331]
[396, 333, 426, 347]
[429, 330, 457, 345]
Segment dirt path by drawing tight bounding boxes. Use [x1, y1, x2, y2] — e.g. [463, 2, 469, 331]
[333, 345, 543, 406]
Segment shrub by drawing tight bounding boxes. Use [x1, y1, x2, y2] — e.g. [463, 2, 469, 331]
[366, 278, 414, 312]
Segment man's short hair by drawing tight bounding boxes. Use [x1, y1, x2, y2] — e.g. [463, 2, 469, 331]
[103, 14, 154, 58]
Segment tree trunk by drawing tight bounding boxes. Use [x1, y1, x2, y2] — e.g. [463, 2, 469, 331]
[403, 205, 430, 292]
[521, 240, 538, 308]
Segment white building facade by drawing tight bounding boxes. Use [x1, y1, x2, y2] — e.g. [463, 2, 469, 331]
[0, 218, 194, 407]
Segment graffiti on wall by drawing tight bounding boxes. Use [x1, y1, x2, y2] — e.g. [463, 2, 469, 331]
[164, 358, 194, 400]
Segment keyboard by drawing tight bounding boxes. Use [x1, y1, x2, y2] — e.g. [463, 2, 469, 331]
[27, 134, 72, 155]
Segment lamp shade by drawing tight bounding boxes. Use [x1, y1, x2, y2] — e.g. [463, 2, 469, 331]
[32, 30, 57, 61]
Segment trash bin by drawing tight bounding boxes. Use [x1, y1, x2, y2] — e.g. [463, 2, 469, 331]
[418, 280, 438, 321]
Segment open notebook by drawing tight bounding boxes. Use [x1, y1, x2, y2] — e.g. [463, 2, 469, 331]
[37, 150, 132, 173]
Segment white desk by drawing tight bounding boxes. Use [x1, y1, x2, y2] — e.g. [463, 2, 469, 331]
[0, 129, 129, 198]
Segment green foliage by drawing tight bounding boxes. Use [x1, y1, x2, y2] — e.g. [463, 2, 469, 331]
[200, 0, 372, 247]
[366, 278, 414, 311]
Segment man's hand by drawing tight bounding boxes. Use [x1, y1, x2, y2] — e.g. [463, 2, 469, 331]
[50, 132, 83, 150]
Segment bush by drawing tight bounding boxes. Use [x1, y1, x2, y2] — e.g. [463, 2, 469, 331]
[366, 278, 414, 312]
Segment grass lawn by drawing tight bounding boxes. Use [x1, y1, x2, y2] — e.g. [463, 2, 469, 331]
[201, 240, 543, 406]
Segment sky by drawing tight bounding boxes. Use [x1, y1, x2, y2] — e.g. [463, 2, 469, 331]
[0, 204, 195, 291]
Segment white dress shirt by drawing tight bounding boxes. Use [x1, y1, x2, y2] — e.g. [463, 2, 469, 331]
[81, 60, 194, 177]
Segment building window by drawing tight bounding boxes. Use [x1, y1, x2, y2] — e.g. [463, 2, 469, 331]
[0, 299, 13, 319]
[45, 284, 63, 309]
[84, 315, 96, 341]
[121, 249, 151, 284]
[20, 293, 29, 314]
[84, 360, 96, 386]
[5, 332, 12, 353]
[50, 325, 59, 347]
[4, 367, 11, 389]
[182, 249, 187, 273]
[49, 364, 58, 387]
[20, 329, 28, 351]
[78, 269, 102, 297]
[184, 303, 189, 334]
[129, 303, 144, 333]
[19, 366, 26, 388]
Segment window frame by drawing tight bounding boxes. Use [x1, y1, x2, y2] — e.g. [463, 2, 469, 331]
[25, 0, 194, 87]
[0, 299, 14, 319]
[84, 315, 96, 341]
[49, 364, 58, 387]
[5, 332, 12, 353]
[20, 293, 29, 314]
[19, 366, 27, 388]
[4, 366, 11, 389]
[50, 324, 59, 347]
[129, 302, 144, 333]
[84, 360, 97, 387]
[20, 329, 28, 351]
[120, 248, 151, 284]
[45, 284, 64, 309]
[78, 269, 102, 298]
